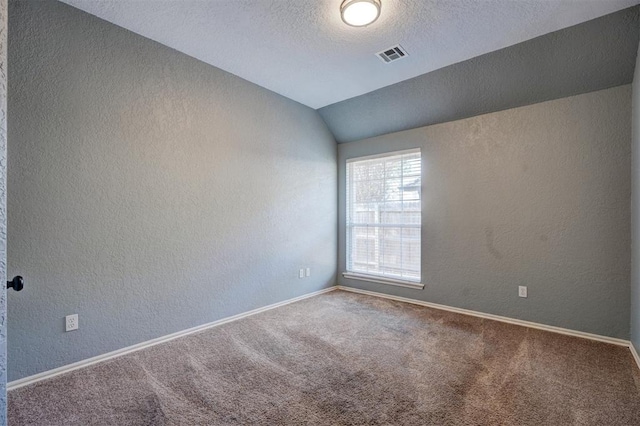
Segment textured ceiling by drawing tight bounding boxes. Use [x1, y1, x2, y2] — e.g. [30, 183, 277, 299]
[60, 0, 639, 109]
[320, 6, 640, 143]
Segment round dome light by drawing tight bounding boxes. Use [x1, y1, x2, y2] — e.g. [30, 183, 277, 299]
[340, 0, 381, 27]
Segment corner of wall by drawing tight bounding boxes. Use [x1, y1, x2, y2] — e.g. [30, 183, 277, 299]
[630, 37, 640, 350]
[0, 0, 7, 421]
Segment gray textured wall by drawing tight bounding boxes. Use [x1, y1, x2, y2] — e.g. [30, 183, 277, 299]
[7, 0, 336, 381]
[631, 39, 640, 351]
[0, 0, 6, 420]
[319, 6, 639, 143]
[338, 86, 632, 339]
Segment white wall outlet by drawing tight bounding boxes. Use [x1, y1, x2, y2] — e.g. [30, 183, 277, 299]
[299, 268, 304, 279]
[65, 314, 78, 331]
[305, 267, 311, 277]
[518, 286, 528, 298]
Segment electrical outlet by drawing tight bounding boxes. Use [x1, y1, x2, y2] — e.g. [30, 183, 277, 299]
[305, 267, 311, 277]
[65, 314, 78, 332]
[299, 268, 304, 279]
[518, 286, 528, 298]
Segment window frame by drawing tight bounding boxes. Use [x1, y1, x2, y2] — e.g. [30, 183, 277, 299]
[343, 148, 424, 290]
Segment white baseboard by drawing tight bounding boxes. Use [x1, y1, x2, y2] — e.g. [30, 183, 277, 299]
[336, 286, 630, 347]
[630, 342, 640, 371]
[8, 286, 337, 391]
[10, 284, 639, 391]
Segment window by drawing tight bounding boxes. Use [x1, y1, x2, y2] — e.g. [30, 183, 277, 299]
[345, 149, 422, 289]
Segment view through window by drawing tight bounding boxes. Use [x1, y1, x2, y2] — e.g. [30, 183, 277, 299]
[346, 149, 421, 283]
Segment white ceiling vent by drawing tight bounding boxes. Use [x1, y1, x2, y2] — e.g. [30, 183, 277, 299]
[377, 45, 408, 63]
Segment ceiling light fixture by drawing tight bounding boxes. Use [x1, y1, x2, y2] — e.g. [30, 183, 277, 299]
[340, 0, 381, 27]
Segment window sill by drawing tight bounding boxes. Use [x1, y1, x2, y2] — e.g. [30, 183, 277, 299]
[342, 272, 424, 290]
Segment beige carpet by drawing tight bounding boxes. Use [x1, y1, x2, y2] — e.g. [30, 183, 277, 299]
[8, 290, 640, 425]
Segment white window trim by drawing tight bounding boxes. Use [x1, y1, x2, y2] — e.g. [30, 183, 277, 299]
[345, 148, 423, 288]
[342, 272, 425, 290]
[346, 148, 420, 163]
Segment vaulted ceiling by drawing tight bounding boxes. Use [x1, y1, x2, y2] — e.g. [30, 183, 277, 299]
[61, 0, 640, 142]
[320, 6, 640, 142]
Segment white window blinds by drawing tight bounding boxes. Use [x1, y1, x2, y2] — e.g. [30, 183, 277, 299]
[346, 149, 421, 283]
